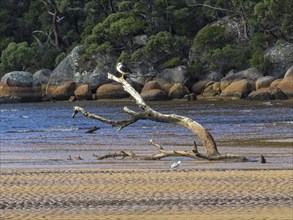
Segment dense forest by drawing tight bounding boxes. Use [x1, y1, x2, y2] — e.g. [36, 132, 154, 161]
[0, 0, 292, 79]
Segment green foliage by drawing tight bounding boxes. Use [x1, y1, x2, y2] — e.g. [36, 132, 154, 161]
[194, 25, 227, 50]
[0, 9, 14, 47]
[55, 52, 67, 66]
[193, 23, 250, 73]
[188, 63, 203, 79]
[171, 7, 200, 37]
[160, 57, 182, 69]
[249, 49, 264, 71]
[0, 37, 13, 53]
[249, 33, 270, 51]
[85, 12, 126, 44]
[0, 0, 291, 76]
[97, 42, 114, 54]
[81, 44, 99, 62]
[118, 51, 131, 64]
[249, 33, 272, 72]
[22, 1, 44, 30]
[207, 45, 249, 72]
[30, 44, 59, 71]
[0, 42, 34, 73]
[83, 11, 145, 62]
[143, 32, 190, 63]
[131, 48, 144, 62]
[249, 48, 272, 73]
[109, 17, 145, 38]
[253, 0, 293, 41]
[117, 1, 134, 11]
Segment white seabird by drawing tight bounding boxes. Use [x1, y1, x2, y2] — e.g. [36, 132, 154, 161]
[170, 161, 181, 169]
[116, 62, 132, 79]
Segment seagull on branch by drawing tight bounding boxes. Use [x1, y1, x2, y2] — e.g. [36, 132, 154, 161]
[170, 161, 181, 169]
[116, 62, 132, 79]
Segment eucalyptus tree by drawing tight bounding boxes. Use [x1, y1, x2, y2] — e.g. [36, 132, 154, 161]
[131, 31, 191, 69]
[0, 42, 34, 74]
[253, 0, 293, 42]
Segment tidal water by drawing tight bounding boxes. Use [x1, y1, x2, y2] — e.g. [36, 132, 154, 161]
[1, 100, 292, 169]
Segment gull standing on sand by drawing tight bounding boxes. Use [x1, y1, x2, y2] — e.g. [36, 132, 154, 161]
[170, 161, 181, 169]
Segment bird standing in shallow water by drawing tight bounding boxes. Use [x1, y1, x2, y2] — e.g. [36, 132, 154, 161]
[116, 62, 132, 79]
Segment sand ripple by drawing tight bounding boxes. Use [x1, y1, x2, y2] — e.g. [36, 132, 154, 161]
[1, 169, 292, 220]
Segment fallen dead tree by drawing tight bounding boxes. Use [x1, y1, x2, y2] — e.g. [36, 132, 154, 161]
[72, 73, 247, 162]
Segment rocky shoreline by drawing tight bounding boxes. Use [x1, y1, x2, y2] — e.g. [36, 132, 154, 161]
[0, 45, 292, 104]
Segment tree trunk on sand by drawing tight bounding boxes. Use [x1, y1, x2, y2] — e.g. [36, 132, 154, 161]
[72, 73, 247, 162]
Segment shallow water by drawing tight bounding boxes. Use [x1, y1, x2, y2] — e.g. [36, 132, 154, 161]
[1, 100, 292, 169]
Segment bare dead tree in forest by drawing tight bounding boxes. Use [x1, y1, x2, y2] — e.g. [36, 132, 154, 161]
[33, 0, 65, 51]
[72, 73, 247, 162]
[185, 0, 251, 40]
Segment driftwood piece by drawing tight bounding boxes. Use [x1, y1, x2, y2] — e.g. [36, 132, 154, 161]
[73, 73, 247, 162]
[91, 140, 247, 161]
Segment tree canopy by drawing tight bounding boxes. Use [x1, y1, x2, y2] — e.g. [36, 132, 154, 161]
[0, 0, 292, 78]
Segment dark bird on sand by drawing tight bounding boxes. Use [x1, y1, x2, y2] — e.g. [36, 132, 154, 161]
[260, 154, 266, 163]
[116, 62, 132, 79]
[85, 126, 100, 134]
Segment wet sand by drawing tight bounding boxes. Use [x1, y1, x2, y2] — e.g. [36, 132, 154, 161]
[1, 100, 293, 219]
[1, 168, 292, 220]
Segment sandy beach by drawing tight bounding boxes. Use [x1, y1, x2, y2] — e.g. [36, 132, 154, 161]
[1, 168, 292, 220]
[1, 101, 292, 219]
